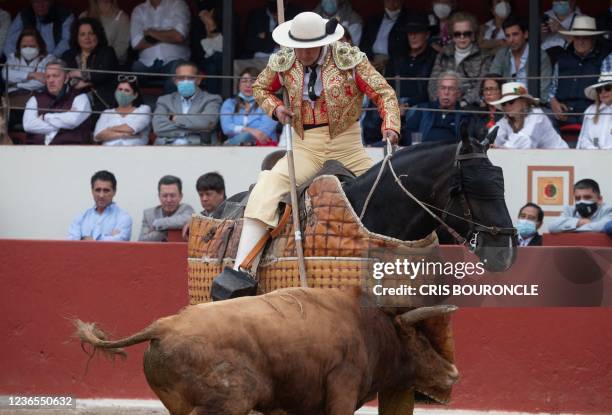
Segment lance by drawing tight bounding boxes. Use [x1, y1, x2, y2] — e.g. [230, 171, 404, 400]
[277, 0, 308, 288]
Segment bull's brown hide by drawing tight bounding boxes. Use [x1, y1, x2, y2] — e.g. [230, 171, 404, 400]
[75, 288, 457, 415]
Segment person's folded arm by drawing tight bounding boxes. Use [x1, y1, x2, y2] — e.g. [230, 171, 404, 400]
[138, 215, 167, 241]
[100, 211, 132, 241]
[254, 111, 278, 140]
[124, 105, 151, 134]
[44, 94, 91, 130]
[548, 207, 579, 233]
[576, 207, 612, 233]
[174, 96, 222, 131]
[23, 96, 56, 134]
[220, 98, 241, 136]
[153, 100, 182, 137]
[67, 212, 85, 240]
[151, 206, 195, 230]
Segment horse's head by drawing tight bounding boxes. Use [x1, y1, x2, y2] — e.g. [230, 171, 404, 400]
[345, 126, 517, 273]
[447, 125, 517, 272]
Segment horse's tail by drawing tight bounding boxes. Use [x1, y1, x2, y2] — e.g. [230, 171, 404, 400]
[73, 319, 157, 359]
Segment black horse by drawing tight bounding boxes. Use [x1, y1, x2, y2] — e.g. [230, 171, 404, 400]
[344, 129, 517, 272]
[212, 129, 516, 299]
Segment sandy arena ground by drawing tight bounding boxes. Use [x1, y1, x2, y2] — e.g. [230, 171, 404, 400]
[0, 398, 574, 415]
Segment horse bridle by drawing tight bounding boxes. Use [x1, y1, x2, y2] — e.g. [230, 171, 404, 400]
[360, 141, 517, 252]
[438, 143, 518, 251]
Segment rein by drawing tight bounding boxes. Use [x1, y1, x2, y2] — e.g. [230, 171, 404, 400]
[358, 141, 516, 249]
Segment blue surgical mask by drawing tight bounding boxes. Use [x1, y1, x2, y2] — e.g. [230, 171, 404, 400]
[321, 0, 338, 16]
[239, 92, 255, 103]
[552, 1, 570, 17]
[516, 219, 537, 238]
[177, 80, 197, 98]
[114, 90, 136, 107]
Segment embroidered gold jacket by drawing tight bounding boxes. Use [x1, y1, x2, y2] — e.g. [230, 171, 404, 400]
[253, 42, 401, 139]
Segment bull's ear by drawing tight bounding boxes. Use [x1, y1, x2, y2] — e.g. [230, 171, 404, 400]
[393, 315, 418, 335]
[397, 305, 458, 326]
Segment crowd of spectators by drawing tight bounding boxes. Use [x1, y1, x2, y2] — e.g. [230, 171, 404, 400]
[0, 0, 610, 148]
[69, 170, 227, 241]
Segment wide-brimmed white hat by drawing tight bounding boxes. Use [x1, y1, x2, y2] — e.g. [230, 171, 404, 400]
[272, 12, 344, 49]
[489, 82, 539, 110]
[584, 73, 612, 101]
[559, 15, 606, 37]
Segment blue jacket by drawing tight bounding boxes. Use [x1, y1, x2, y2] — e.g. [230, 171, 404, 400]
[220, 98, 278, 141]
[403, 101, 468, 145]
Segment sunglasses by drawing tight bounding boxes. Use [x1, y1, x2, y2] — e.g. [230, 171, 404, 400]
[453, 31, 473, 38]
[501, 98, 518, 107]
[117, 74, 137, 82]
[596, 84, 612, 93]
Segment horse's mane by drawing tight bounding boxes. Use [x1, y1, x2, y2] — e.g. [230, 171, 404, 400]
[392, 139, 458, 158]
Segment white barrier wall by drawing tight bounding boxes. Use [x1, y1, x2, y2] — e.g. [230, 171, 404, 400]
[0, 147, 611, 240]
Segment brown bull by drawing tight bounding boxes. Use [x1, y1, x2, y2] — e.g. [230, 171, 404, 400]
[75, 287, 458, 415]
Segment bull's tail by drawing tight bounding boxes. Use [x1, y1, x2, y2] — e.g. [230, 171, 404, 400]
[73, 319, 157, 359]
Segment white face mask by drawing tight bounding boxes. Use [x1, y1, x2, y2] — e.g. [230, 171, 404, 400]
[385, 8, 401, 20]
[494, 1, 511, 19]
[21, 47, 39, 61]
[433, 3, 452, 19]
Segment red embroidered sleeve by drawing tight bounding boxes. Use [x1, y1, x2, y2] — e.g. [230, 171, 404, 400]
[253, 66, 284, 119]
[354, 59, 401, 135]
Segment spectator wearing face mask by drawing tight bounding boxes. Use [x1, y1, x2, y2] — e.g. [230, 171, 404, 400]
[516, 203, 543, 246]
[93, 75, 151, 146]
[428, 0, 456, 53]
[314, 0, 363, 47]
[479, 0, 513, 56]
[220, 67, 277, 146]
[549, 179, 612, 234]
[541, 0, 582, 59]
[2, 28, 54, 131]
[152, 61, 222, 145]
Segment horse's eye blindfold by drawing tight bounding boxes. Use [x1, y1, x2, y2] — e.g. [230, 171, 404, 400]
[450, 165, 505, 200]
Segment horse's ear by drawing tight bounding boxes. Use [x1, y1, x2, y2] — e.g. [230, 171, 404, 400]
[459, 120, 472, 151]
[484, 126, 499, 147]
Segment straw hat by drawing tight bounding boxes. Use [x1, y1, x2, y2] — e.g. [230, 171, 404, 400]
[584, 73, 612, 101]
[559, 15, 606, 37]
[272, 12, 344, 49]
[489, 82, 539, 110]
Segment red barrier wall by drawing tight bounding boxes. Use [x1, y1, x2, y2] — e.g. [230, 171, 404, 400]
[1, 240, 611, 413]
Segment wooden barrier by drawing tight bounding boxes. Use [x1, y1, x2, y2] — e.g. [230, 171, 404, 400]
[543, 232, 612, 247]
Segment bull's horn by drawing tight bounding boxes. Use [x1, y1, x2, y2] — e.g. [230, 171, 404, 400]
[397, 305, 458, 325]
